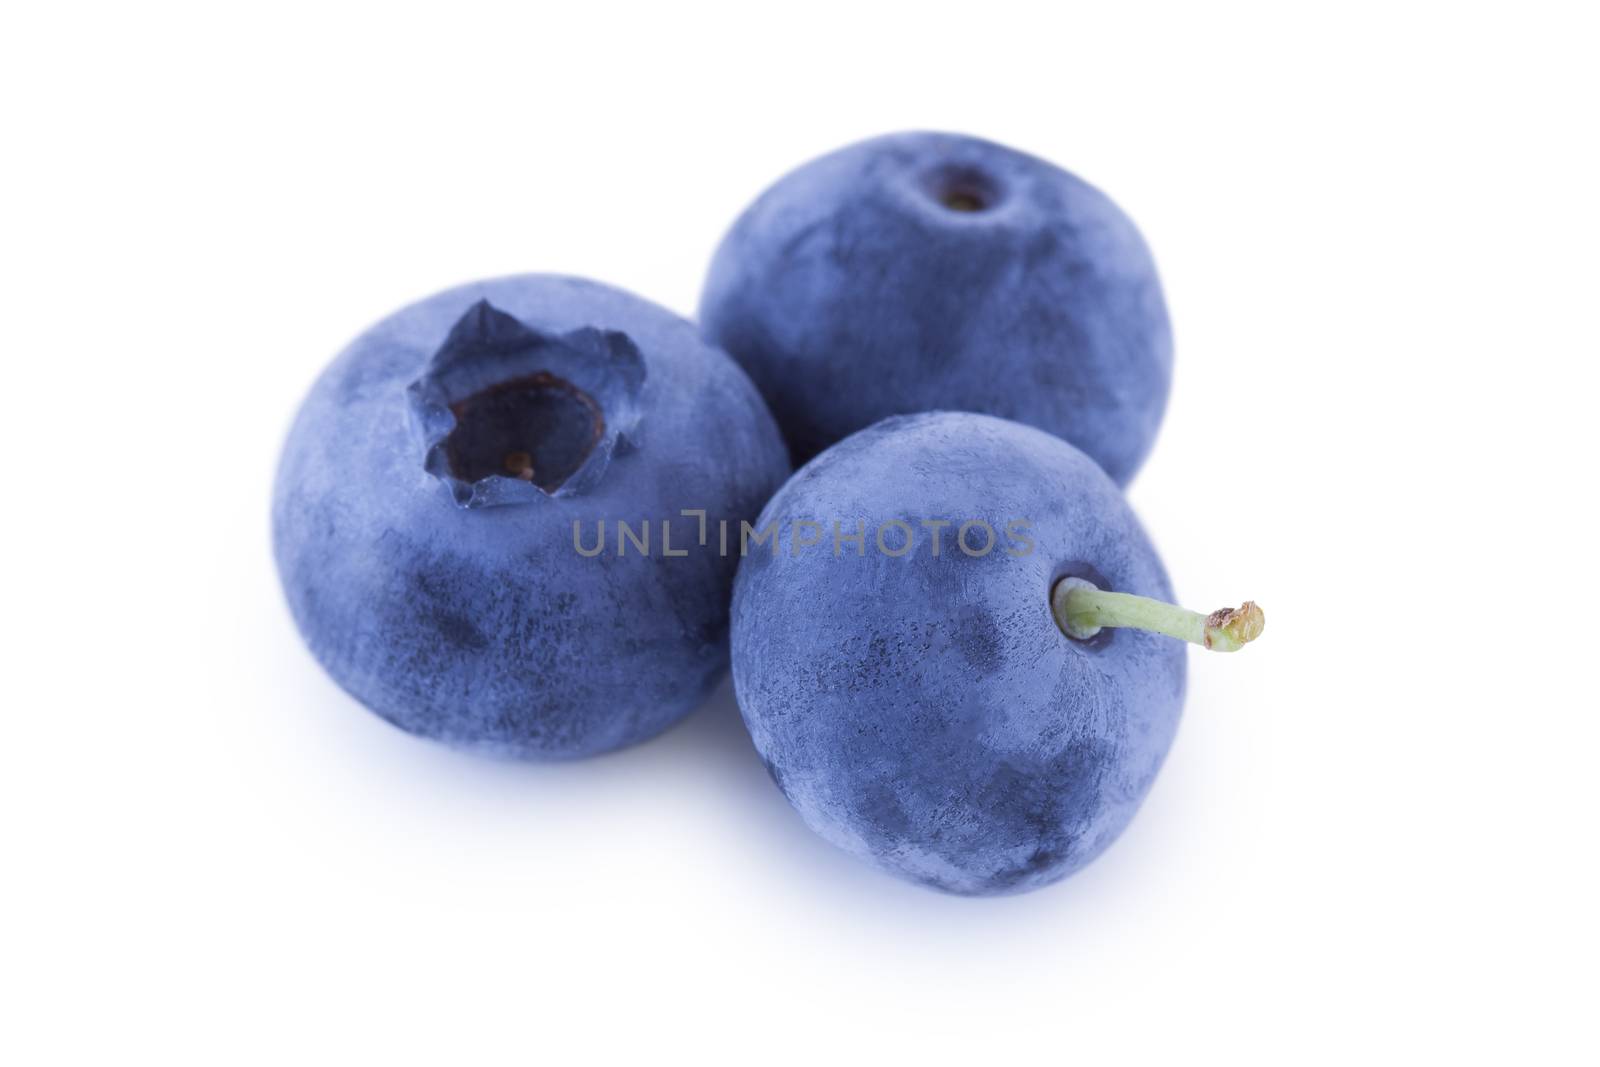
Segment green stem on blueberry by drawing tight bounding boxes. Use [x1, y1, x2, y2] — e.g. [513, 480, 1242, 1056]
[1052, 578, 1265, 652]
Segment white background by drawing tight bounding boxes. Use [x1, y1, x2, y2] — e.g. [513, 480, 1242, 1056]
[4, 3, 1596, 1063]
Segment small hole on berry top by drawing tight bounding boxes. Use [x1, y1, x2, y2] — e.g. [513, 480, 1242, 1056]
[924, 164, 1002, 214]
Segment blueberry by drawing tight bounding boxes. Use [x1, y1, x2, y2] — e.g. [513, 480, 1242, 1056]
[731, 412, 1263, 895]
[274, 275, 790, 759]
[700, 131, 1172, 484]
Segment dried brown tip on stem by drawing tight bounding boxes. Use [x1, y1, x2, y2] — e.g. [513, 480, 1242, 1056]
[1203, 601, 1266, 651]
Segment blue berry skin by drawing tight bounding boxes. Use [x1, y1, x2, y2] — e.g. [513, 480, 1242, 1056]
[274, 275, 790, 760]
[700, 131, 1172, 485]
[730, 412, 1185, 895]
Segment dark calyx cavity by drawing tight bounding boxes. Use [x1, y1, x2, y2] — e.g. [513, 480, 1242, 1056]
[923, 163, 1003, 214]
[408, 299, 646, 506]
[444, 372, 603, 493]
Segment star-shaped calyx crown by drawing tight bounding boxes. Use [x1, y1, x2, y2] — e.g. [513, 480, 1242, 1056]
[406, 300, 646, 507]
